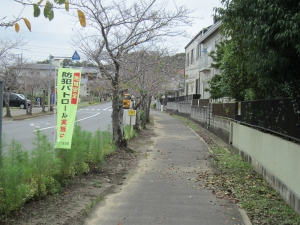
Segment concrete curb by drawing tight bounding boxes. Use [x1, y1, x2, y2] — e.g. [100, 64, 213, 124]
[237, 204, 252, 225]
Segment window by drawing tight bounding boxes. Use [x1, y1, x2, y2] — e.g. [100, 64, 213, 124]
[186, 53, 190, 66]
[197, 43, 201, 58]
[191, 49, 194, 64]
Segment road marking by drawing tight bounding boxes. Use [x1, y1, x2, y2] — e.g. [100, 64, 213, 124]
[76, 113, 101, 122]
[30, 122, 51, 127]
[103, 106, 112, 111]
[34, 112, 101, 132]
[78, 108, 112, 111]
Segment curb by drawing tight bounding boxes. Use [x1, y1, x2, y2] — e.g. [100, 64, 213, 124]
[237, 204, 252, 225]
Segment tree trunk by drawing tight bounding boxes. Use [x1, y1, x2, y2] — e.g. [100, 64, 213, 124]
[140, 99, 147, 129]
[133, 109, 140, 132]
[27, 96, 33, 115]
[145, 96, 152, 123]
[4, 93, 12, 117]
[42, 95, 46, 113]
[111, 67, 127, 147]
[4, 104, 12, 117]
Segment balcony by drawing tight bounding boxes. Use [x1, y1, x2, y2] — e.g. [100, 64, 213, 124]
[198, 54, 212, 72]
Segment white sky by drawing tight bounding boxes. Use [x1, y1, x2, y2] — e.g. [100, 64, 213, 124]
[1, 0, 222, 62]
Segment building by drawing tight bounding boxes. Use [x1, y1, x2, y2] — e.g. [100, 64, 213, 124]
[184, 20, 222, 99]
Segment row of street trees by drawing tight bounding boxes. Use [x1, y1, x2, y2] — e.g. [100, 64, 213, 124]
[207, 0, 300, 101]
[72, 0, 192, 147]
[1, 0, 192, 148]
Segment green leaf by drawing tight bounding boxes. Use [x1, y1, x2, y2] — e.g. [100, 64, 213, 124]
[48, 10, 54, 21]
[54, 0, 65, 4]
[33, 4, 41, 17]
[43, 1, 50, 18]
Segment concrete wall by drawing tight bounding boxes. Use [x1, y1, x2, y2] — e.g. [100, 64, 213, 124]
[232, 123, 300, 214]
[166, 101, 191, 114]
[165, 101, 300, 216]
[191, 105, 207, 127]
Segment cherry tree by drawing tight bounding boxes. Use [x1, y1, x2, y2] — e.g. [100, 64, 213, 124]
[120, 47, 185, 129]
[73, 0, 193, 147]
[0, 37, 27, 117]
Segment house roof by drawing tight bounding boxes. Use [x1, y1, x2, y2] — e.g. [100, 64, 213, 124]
[197, 20, 222, 44]
[185, 20, 222, 49]
[81, 67, 99, 74]
[20, 63, 59, 70]
[65, 66, 100, 75]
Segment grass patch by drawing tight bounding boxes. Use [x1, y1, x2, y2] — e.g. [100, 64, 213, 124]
[205, 146, 300, 224]
[82, 196, 103, 216]
[172, 115, 200, 132]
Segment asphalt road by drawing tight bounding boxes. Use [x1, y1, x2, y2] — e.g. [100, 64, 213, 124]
[2, 102, 112, 151]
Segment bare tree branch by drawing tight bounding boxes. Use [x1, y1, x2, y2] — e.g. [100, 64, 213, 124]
[72, 0, 193, 147]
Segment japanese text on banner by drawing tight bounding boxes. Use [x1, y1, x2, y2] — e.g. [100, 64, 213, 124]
[55, 68, 81, 149]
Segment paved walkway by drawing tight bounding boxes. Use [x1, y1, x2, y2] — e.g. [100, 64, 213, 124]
[85, 110, 246, 225]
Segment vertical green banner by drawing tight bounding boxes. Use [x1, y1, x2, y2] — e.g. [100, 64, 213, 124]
[55, 68, 81, 149]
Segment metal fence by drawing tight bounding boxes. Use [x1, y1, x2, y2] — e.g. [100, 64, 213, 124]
[167, 94, 201, 103]
[199, 99, 209, 106]
[167, 96, 300, 141]
[235, 98, 300, 141]
[212, 103, 236, 120]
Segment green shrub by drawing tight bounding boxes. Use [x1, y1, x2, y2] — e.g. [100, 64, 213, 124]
[87, 128, 115, 169]
[0, 123, 116, 217]
[151, 103, 156, 109]
[0, 139, 30, 217]
[71, 124, 92, 175]
[30, 130, 56, 199]
[124, 125, 137, 140]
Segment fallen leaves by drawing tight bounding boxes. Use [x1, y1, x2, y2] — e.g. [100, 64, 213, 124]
[194, 137, 300, 224]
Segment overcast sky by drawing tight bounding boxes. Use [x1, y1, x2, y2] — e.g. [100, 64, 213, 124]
[1, 0, 222, 62]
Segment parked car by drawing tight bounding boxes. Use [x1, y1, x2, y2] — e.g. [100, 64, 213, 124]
[2, 92, 31, 109]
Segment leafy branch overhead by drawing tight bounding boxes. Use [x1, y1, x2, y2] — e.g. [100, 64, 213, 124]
[7, 0, 86, 32]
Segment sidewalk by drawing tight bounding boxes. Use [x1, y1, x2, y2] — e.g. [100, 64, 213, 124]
[2, 107, 46, 117]
[85, 110, 248, 225]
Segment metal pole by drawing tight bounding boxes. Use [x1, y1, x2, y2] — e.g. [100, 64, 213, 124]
[199, 71, 200, 96]
[53, 65, 58, 147]
[48, 55, 53, 111]
[184, 68, 186, 96]
[0, 81, 3, 150]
